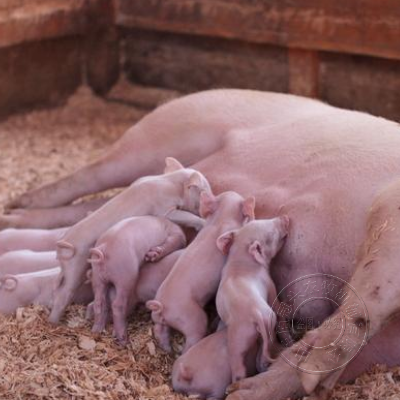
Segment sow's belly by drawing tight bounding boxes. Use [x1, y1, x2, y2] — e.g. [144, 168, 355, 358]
[193, 112, 400, 282]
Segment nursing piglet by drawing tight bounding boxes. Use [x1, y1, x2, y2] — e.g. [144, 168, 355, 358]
[216, 216, 289, 382]
[172, 327, 257, 400]
[147, 191, 255, 352]
[0, 267, 92, 315]
[85, 249, 183, 320]
[89, 216, 186, 344]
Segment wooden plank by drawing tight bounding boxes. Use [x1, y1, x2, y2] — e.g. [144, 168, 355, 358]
[319, 53, 400, 121]
[84, 0, 119, 95]
[0, 0, 114, 49]
[288, 49, 319, 97]
[0, 37, 82, 118]
[123, 29, 289, 93]
[0, 0, 86, 48]
[116, 0, 400, 61]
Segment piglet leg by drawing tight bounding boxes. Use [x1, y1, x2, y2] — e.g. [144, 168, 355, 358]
[92, 280, 110, 333]
[166, 209, 205, 231]
[111, 275, 138, 345]
[256, 309, 277, 372]
[153, 322, 172, 353]
[145, 233, 186, 263]
[227, 323, 258, 382]
[179, 302, 209, 353]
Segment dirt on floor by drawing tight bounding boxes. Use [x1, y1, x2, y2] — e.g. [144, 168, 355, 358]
[0, 82, 399, 399]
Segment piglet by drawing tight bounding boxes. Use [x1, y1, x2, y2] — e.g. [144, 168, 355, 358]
[215, 216, 289, 382]
[0, 267, 92, 315]
[89, 216, 186, 344]
[85, 249, 183, 321]
[172, 327, 257, 400]
[0, 250, 58, 275]
[0, 228, 67, 256]
[147, 191, 255, 352]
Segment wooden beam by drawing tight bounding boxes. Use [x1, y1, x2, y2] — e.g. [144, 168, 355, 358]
[0, 0, 114, 49]
[123, 29, 289, 93]
[0, 0, 86, 48]
[319, 53, 400, 122]
[288, 49, 319, 98]
[116, 0, 400, 61]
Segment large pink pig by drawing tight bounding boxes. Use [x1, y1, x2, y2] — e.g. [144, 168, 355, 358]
[89, 216, 186, 344]
[0, 267, 93, 315]
[0, 228, 67, 256]
[85, 250, 183, 321]
[0, 250, 58, 275]
[147, 191, 255, 352]
[216, 217, 289, 382]
[49, 157, 210, 323]
[172, 327, 257, 400]
[8, 89, 400, 399]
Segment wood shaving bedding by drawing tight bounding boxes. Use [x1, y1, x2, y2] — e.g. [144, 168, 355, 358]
[0, 81, 398, 399]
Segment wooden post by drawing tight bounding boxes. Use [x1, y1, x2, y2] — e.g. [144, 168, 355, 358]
[288, 49, 319, 98]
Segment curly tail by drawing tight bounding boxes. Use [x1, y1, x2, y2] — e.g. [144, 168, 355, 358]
[87, 246, 106, 264]
[56, 240, 76, 260]
[0, 274, 18, 291]
[146, 300, 163, 314]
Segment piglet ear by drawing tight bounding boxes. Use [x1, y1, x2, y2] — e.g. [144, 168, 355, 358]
[242, 196, 256, 222]
[249, 240, 265, 265]
[85, 269, 93, 284]
[199, 191, 218, 218]
[187, 171, 202, 189]
[164, 157, 184, 174]
[216, 230, 236, 255]
[299, 371, 320, 395]
[180, 364, 193, 382]
[1, 275, 18, 291]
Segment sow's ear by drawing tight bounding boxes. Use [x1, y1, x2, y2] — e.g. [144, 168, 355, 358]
[242, 196, 256, 222]
[164, 157, 185, 174]
[199, 191, 218, 218]
[249, 240, 266, 264]
[216, 230, 237, 255]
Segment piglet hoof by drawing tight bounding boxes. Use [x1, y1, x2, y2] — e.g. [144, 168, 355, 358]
[85, 303, 94, 320]
[117, 337, 128, 347]
[160, 342, 172, 353]
[48, 316, 61, 325]
[226, 376, 256, 395]
[226, 392, 252, 400]
[92, 322, 106, 334]
[145, 246, 164, 262]
[256, 358, 270, 373]
[112, 329, 128, 346]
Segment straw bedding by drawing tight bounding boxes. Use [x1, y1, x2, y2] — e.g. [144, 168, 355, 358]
[0, 82, 399, 399]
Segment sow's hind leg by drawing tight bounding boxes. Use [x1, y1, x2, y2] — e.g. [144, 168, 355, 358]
[6, 98, 226, 211]
[0, 197, 108, 230]
[227, 178, 400, 400]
